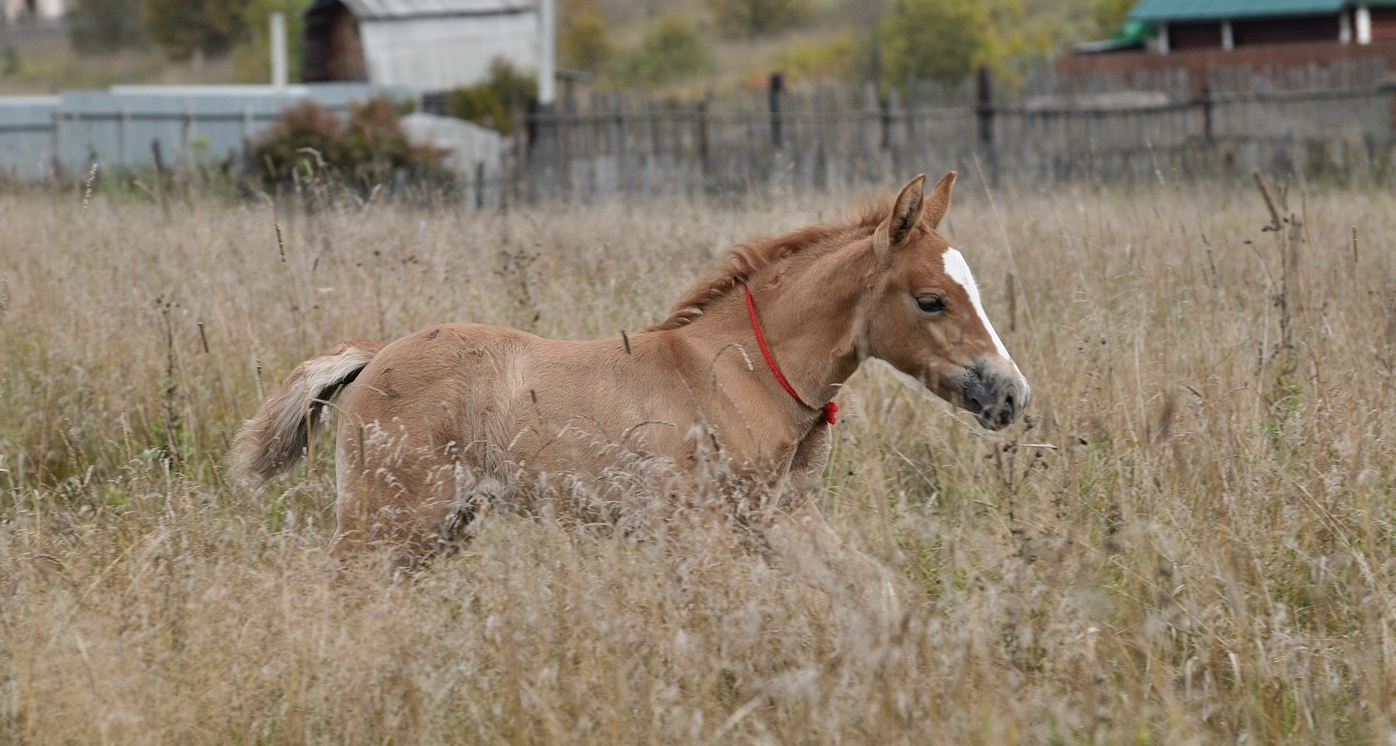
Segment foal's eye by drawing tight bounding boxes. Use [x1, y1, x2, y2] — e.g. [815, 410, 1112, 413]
[915, 294, 946, 314]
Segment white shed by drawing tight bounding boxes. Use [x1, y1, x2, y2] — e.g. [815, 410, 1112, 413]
[304, 0, 538, 90]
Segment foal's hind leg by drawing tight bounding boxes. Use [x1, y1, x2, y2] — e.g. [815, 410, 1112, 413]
[763, 426, 899, 617]
[330, 419, 476, 564]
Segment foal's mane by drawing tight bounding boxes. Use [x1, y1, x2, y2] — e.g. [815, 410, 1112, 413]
[647, 199, 891, 332]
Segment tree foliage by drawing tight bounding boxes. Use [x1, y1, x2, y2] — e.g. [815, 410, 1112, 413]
[705, 0, 811, 38]
[141, 0, 251, 60]
[69, 0, 147, 54]
[559, 0, 614, 74]
[615, 14, 710, 88]
[878, 0, 988, 87]
[1094, 0, 1134, 35]
[443, 59, 538, 134]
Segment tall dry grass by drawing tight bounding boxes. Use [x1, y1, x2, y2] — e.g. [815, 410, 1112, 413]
[2, 178, 1396, 743]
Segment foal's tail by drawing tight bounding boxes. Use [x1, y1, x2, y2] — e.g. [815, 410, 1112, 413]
[231, 339, 386, 485]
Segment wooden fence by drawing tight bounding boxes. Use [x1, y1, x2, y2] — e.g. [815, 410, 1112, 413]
[506, 79, 1396, 203]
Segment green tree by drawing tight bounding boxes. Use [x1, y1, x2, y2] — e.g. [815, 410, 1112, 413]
[69, 0, 147, 53]
[443, 59, 538, 134]
[616, 13, 711, 88]
[1094, 0, 1134, 35]
[559, 1, 615, 74]
[705, 0, 811, 38]
[234, 0, 312, 83]
[142, 0, 251, 60]
[878, 0, 988, 87]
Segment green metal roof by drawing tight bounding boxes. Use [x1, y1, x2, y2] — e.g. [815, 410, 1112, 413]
[1128, 0, 1345, 22]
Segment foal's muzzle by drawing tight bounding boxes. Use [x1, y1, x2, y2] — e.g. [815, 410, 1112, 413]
[961, 358, 1029, 430]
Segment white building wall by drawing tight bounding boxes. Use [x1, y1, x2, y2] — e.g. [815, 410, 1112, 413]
[359, 12, 538, 90]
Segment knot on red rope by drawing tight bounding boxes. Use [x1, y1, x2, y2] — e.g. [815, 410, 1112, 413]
[821, 401, 839, 426]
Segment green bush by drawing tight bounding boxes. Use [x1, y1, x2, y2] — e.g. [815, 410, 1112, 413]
[142, 0, 250, 60]
[69, 0, 148, 53]
[705, 0, 811, 38]
[615, 14, 711, 88]
[443, 59, 538, 135]
[253, 98, 448, 188]
[768, 31, 858, 84]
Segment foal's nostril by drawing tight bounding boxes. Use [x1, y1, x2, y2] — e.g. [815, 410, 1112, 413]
[996, 392, 1015, 426]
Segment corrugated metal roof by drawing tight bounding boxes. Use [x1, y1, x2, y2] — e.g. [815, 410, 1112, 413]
[341, 0, 533, 20]
[1128, 0, 1345, 22]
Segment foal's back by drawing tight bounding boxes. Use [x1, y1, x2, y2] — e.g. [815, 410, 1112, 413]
[330, 322, 698, 554]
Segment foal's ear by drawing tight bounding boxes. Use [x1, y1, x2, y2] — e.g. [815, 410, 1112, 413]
[876, 174, 926, 252]
[921, 171, 956, 229]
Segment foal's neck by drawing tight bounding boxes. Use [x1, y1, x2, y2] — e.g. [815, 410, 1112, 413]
[692, 239, 872, 419]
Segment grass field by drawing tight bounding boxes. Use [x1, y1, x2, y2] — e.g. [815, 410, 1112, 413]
[2, 177, 1395, 743]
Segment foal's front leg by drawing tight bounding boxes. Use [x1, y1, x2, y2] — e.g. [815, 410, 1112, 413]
[764, 426, 899, 617]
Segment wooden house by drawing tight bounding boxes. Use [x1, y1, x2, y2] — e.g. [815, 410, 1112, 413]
[1061, 0, 1396, 93]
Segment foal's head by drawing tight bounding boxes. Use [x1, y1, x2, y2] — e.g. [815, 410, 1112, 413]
[861, 173, 1029, 430]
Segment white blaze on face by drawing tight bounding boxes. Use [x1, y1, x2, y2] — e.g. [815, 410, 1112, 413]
[942, 248, 1018, 372]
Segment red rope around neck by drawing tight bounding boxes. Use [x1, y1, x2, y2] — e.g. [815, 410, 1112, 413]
[743, 285, 839, 426]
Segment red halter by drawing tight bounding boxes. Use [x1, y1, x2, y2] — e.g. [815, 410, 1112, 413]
[743, 285, 839, 426]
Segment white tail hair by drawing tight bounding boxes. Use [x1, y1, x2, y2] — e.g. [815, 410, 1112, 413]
[231, 339, 385, 484]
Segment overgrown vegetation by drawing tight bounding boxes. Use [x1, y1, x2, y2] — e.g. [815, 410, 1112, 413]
[705, 0, 812, 38]
[615, 13, 711, 89]
[141, 0, 251, 60]
[253, 98, 447, 188]
[442, 59, 538, 134]
[560, 0, 615, 75]
[878, 0, 989, 87]
[1094, 0, 1135, 34]
[767, 32, 859, 86]
[2, 180, 1396, 741]
[68, 0, 148, 54]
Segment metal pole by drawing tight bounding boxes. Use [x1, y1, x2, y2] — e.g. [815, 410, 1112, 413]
[271, 12, 288, 89]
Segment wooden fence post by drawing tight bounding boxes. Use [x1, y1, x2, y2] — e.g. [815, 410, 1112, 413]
[976, 64, 998, 188]
[769, 72, 784, 151]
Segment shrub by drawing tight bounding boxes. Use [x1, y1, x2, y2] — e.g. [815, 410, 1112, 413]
[560, 0, 614, 75]
[69, 0, 148, 54]
[768, 31, 858, 85]
[705, 0, 811, 38]
[253, 98, 447, 188]
[615, 14, 711, 88]
[142, 0, 251, 60]
[443, 59, 538, 135]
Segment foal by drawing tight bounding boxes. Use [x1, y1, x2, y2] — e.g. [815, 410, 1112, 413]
[233, 173, 1029, 602]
